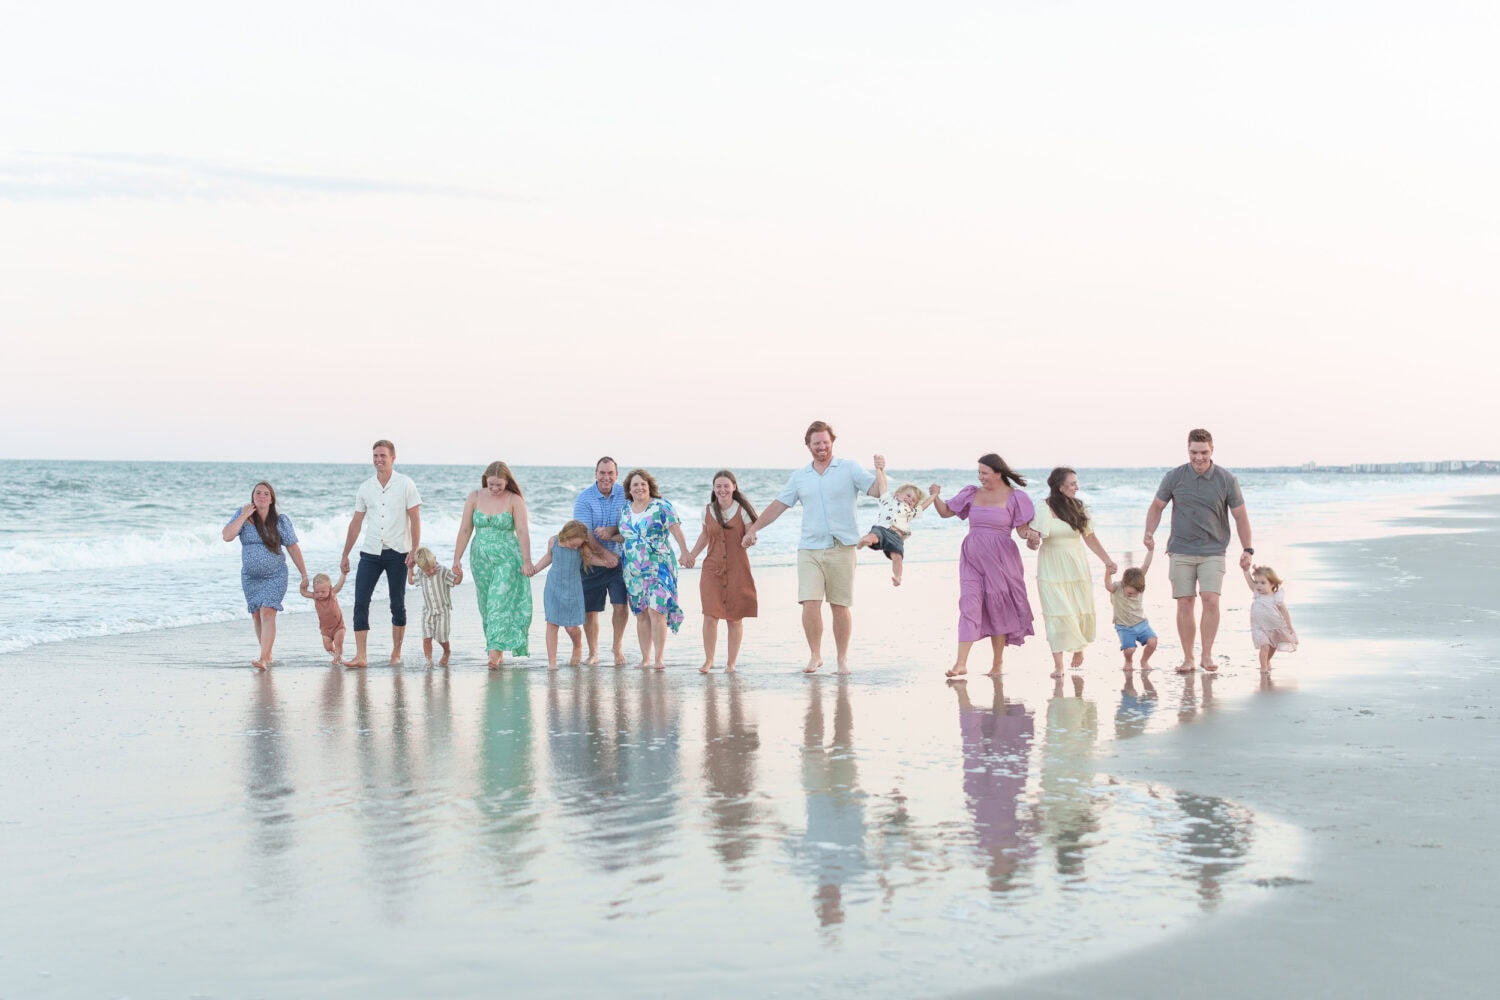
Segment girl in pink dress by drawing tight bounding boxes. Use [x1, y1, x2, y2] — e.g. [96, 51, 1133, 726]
[1245, 564, 1298, 671]
[931, 454, 1039, 679]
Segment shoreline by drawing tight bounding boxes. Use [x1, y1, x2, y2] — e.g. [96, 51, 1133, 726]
[987, 494, 1500, 999]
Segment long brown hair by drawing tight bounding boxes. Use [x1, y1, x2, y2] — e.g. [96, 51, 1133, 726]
[708, 470, 759, 528]
[249, 481, 283, 554]
[978, 453, 1027, 488]
[480, 461, 524, 497]
[1046, 467, 1089, 533]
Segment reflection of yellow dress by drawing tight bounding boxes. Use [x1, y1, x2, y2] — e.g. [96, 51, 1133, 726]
[1033, 504, 1096, 653]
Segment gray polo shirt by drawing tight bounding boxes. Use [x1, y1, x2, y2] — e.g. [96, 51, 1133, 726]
[1156, 463, 1244, 556]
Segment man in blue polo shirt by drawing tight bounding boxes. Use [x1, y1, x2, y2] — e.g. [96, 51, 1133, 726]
[1143, 428, 1254, 674]
[743, 421, 886, 674]
[574, 456, 630, 665]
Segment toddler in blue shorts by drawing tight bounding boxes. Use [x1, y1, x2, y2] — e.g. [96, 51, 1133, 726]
[1104, 542, 1158, 671]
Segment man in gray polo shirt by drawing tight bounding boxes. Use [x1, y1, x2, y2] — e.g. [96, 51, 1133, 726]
[1143, 428, 1253, 674]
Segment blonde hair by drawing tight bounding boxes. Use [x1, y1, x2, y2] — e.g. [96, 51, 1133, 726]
[893, 483, 924, 504]
[312, 572, 332, 588]
[1253, 565, 1283, 591]
[556, 519, 614, 568]
[415, 547, 437, 571]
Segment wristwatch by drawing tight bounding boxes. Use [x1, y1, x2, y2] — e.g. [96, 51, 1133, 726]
[1242, 547, 1255, 555]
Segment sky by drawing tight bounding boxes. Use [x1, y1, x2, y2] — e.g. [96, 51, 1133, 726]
[3, 1, 1497, 469]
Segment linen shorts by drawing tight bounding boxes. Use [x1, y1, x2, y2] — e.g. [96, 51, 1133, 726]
[582, 563, 627, 612]
[797, 544, 857, 606]
[1169, 554, 1226, 598]
[865, 524, 905, 559]
[1115, 620, 1158, 649]
[422, 609, 451, 643]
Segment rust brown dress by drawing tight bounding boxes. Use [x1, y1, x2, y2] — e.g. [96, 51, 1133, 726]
[699, 505, 758, 620]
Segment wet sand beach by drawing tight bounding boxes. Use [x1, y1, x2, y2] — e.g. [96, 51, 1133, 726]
[1, 494, 1495, 998]
[998, 494, 1500, 999]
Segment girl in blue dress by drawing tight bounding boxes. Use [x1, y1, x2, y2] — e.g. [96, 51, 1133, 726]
[529, 520, 619, 669]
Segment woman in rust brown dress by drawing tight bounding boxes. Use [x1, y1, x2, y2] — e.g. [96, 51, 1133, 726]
[683, 470, 759, 673]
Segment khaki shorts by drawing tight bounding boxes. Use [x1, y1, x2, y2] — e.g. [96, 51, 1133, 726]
[797, 544, 857, 606]
[1169, 554, 1226, 599]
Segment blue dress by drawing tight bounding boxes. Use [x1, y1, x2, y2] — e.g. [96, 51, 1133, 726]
[227, 510, 298, 613]
[542, 540, 586, 627]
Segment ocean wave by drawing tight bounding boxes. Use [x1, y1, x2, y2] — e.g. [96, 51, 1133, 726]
[0, 516, 355, 574]
[0, 608, 246, 654]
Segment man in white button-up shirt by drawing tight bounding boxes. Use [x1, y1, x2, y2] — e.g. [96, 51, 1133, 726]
[339, 439, 422, 668]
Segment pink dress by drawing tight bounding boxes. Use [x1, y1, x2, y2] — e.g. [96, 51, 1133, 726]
[1251, 589, 1298, 652]
[948, 485, 1036, 645]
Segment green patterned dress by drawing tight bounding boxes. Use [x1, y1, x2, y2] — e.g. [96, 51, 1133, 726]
[470, 509, 532, 655]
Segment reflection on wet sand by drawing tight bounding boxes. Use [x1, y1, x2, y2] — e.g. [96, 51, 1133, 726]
[244, 672, 295, 900]
[1175, 793, 1253, 910]
[350, 667, 432, 913]
[546, 667, 625, 871]
[702, 675, 762, 883]
[1115, 670, 1158, 740]
[793, 677, 867, 929]
[477, 669, 540, 887]
[1041, 675, 1099, 879]
[611, 672, 682, 879]
[1176, 671, 1218, 725]
[953, 677, 1036, 893]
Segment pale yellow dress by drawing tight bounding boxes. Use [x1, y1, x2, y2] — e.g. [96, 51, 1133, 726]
[1032, 503, 1096, 653]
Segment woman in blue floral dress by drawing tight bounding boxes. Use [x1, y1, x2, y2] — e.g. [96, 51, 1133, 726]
[601, 469, 690, 669]
[222, 481, 309, 670]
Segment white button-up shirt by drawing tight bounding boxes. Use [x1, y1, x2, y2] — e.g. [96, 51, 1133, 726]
[355, 470, 422, 555]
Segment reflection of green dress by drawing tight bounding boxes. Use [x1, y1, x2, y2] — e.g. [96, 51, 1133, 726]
[470, 509, 531, 655]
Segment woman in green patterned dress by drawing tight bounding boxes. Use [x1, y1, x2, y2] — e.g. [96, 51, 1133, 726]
[453, 461, 534, 669]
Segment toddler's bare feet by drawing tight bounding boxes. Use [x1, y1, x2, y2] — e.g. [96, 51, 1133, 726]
[892, 574, 901, 587]
[439, 652, 450, 667]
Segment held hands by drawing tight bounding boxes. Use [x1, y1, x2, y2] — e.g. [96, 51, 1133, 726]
[1105, 561, 1118, 575]
[741, 529, 757, 549]
[594, 527, 611, 541]
[681, 552, 696, 569]
[340, 555, 351, 575]
[1026, 530, 1042, 551]
[873, 454, 886, 471]
[405, 551, 416, 569]
[1239, 550, 1253, 571]
[1143, 534, 1155, 551]
[929, 483, 942, 498]
[451, 562, 464, 584]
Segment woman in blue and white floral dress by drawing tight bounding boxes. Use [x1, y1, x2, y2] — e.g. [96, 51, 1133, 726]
[600, 469, 691, 669]
[222, 481, 309, 670]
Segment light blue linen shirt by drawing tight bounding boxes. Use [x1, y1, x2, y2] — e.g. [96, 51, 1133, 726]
[776, 458, 876, 549]
[573, 481, 627, 555]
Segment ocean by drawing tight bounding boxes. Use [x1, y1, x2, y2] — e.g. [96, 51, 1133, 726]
[2, 458, 1494, 655]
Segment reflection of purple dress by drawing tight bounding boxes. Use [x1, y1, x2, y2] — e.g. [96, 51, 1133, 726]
[961, 704, 1034, 854]
[948, 486, 1035, 644]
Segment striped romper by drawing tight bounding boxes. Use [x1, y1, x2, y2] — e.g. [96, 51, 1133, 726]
[414, 567, 458, 642]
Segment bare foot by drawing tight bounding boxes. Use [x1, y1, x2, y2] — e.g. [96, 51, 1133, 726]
[944, 665, 968, 679]
[487, 654, 501, 671]
[803, 657, 824, 674]
[725, 663, 737, 673]
[892, 575, 901, 587]
[836, 658, 850, 675]
[612, 648, 627, 667]
[439, 653, 450, 667]
[547, 663, 559, 671]
[1201, 657, 1218, 673]
[1175, 660, 1194, 674]
[585, 652, 600, 666]
[1049, 669, 1064, 679]
[330, 657, 342, 666]
[699, 662, 713, 674]
[345, 658, 368, 671]
[652, 661, 666, 671]
[1140, 662, 1154, 673]
[568, 657, 581, 667]
[983, 667, 1002, 677]
[1070, 652, 1084, 669]
[389, 652, 402, 665]
[251, 659, 267, 671]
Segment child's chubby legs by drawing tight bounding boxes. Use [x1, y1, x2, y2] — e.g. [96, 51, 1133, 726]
[438, 641, 451, 667]
[423, 637, 434, 663]
[890, 552, 904, 587]
[856, 531, 879, 549]
[323, 627, 347, 665]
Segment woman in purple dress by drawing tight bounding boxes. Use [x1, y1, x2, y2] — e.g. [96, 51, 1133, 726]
[931, 454, 1039, 679]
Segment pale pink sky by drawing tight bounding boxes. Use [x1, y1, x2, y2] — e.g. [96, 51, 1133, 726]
[3, 2, 1496, 467]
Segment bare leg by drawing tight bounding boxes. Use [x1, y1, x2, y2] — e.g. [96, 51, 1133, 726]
[347, 630, 370, 669]
[725, 620, 743, 671]
[389, 625, 405, 665]
[257, 609, 277, 666]
[1122, 646, 1136, 670]
[1140, 636, 1157, 671]
[801, 600, 824, 673]
[438, 641, 450, 666]
[947, 640, 973, 678]
[1175, 595, 1198, 673]
[890, 552, 903, 586]
[583, 611, 601, 664]
[856, 532, 877, 549]
[612, 603, 630, 665]
[488, 648, 502, 670]
[831, 604, 852, 673]
[1070, 649, 1084, 669]
[649, 610, 667, 668]
[565, 627, 582, 665]
[546, 623, 560, 669]
[1198, 592, 1222, 670]
[423, 637, 434, 664]
[635, 612, 651, 667]
[701, 616, 719, 673]
[985, 637, 1005, 676]
[1050, 650, 1065, 678]
[250, 612, 265, 668]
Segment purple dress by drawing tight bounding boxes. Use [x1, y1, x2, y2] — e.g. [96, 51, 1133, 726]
[949, 485, 1035, 645]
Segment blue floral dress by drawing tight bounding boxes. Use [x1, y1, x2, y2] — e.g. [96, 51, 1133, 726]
[226, 511, 298, 613]
[618, 499, 684, 633]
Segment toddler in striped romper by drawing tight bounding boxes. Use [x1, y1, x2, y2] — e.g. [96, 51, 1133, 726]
[409, 546, 461, 666]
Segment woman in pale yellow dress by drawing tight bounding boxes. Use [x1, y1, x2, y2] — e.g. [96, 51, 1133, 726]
[1029, 468, 1117, 678]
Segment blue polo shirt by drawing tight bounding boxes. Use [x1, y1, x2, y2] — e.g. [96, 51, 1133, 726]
[573, 481, 627, 555]
[776, 458, 876, 549]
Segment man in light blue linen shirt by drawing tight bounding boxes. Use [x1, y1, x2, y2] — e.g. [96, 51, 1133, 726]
[743, 420, 886, 674]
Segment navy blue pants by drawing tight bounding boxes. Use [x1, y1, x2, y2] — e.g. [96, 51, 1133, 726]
[354, 549, 408, 631]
